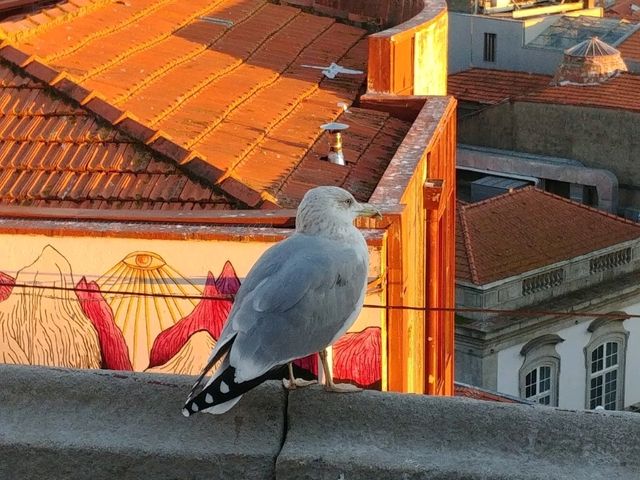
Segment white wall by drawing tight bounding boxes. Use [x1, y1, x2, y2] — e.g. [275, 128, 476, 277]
[622, 303, 640, 407]
[448, 13, 565, 74]
[497, 299, 640, 410]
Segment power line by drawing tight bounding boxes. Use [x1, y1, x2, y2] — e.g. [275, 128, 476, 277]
[0, 280, 636, 319]
[0, 281, 234, 301]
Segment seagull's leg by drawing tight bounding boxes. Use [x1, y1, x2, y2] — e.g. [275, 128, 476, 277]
[318, 348, 362, 393]
[282, 362, 317, 390]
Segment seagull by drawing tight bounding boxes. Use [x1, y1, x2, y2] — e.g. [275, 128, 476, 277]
[183, 186, 381, 416]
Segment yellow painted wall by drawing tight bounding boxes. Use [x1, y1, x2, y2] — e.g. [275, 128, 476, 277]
[413, 12, 448, 95]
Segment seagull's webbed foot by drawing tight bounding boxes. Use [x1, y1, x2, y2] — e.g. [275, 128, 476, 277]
[282, 363, 318, 390]
[318, 348, 363, 394]
[283, 377, 318, 390]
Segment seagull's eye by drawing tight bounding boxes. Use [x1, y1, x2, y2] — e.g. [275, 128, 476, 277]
[342, 198, 353, 207]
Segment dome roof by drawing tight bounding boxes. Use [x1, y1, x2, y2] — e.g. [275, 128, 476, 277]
[553, 36, 627, 85]
[565, 37, 620, 57]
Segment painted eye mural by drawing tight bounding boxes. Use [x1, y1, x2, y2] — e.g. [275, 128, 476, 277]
[0, 245, 382, 389]
[97, 251, 202, 370]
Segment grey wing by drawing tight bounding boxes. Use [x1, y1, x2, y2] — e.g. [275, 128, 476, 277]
[191, 237, 291, 383]
[228, 234, 368, 383]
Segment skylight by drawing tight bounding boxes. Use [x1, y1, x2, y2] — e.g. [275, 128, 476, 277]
[527, 16, 640, 50]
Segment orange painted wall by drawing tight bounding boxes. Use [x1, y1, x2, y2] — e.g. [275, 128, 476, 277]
[368, 6, 448, 95]
[378, 98, 457, 395]
[364, 0, 456, 395]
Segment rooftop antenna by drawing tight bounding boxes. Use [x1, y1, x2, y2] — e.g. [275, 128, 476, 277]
[320, 122, 349, 166]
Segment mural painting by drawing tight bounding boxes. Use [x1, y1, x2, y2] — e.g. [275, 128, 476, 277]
[0, 244, 382, 389]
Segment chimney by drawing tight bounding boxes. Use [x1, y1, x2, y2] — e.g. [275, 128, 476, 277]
[320, 122, 349, 166]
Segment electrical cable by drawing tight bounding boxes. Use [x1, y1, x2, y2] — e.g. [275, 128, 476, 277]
[0, 280, 636, 318]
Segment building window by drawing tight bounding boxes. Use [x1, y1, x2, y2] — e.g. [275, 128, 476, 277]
[519, 334, 563, 406]
[484, 33, 496, 62]
[584, 313, 629, 411]
[524, 364, 553, 404]
[588, 341, 620, 409]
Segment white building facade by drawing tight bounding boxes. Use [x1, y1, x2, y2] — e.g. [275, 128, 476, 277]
[456, 188, 640, 411]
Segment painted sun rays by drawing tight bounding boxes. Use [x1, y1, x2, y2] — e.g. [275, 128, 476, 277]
[97, 252, 202, 370]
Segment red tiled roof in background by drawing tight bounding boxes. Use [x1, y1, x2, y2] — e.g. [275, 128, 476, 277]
[0, 0, 411, 208]
[449, 68, 640, 113]
[454, 383, 527, 404]
[456, 187, 640, 285]
[447, 68, 551, 105]
[523, 72, 640, 112]
[455, 200, 473, 283]
[0, 61, 236, 209]
[612, 27, 640, 62]
[605, 0, 640, 22]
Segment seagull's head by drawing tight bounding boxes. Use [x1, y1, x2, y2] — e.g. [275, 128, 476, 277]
[296, 186, 381, 235]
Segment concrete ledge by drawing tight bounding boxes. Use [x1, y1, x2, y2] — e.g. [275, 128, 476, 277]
[278, 387, 640, 480]
[1, 366, 639, 479]
[0, 365, 286, 480]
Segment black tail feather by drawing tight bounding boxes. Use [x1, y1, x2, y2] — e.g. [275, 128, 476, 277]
[187, 337, 235, 399]
[183, 364, 279, 416]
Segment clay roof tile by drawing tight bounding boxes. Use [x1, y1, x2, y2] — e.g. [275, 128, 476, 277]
[0, 0, 409, 209]
[457, 188, 640, 285]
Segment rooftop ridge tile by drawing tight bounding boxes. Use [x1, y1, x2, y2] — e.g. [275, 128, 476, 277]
[218, 173, 265, 207]
[458, 203, 481, 285]
[526, 186, 640, 227]
[450, 68, 640, 113]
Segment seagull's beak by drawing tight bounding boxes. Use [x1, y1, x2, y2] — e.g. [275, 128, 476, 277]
[356, 203, 382, 219]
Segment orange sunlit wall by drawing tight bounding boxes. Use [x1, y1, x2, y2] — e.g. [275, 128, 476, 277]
[379, 97, 456, 396]
[425, 107, 456, 396]
[365, 0, 455, 395]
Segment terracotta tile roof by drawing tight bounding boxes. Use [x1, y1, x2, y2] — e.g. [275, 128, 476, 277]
[454, 382, 528, 404]
[448, 68, 551, 105]
[449, 68, 640, 114]
[277, 107, 411, 206]
[0, 0, 410, 208]
[522, 72, 640, 112]
[612, 28, 640, 61]
[0, 61, 235, 209]
[456, 187, 640, 285]
[456, 201, 473, 283]
[605, 0, 640, 22]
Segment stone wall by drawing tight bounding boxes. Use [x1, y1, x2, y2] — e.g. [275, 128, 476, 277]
[1, 365, 639, 479]
[458, 101, 640, 208]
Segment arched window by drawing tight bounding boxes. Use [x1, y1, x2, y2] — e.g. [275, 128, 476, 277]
[585, 313, 629, 411]
[519, 334, 563, 406]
